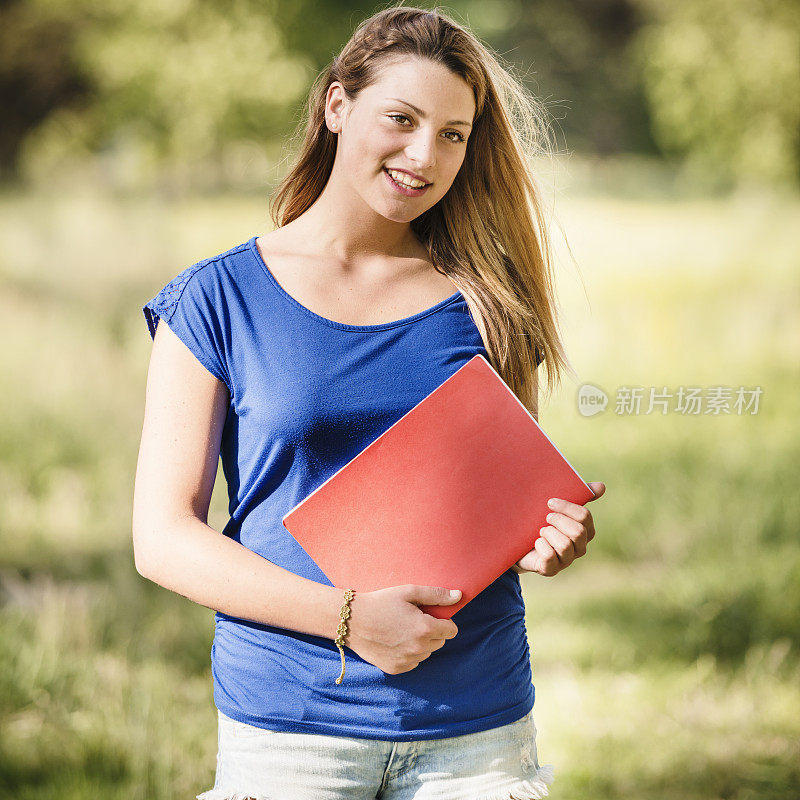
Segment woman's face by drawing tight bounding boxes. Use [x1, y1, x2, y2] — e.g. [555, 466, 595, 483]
[327, 55, 476, 223]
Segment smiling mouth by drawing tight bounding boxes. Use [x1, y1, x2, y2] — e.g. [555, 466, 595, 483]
[382, 167, 432, 194]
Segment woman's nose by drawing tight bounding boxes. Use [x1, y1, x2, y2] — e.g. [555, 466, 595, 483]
[404, 131, 437, 170]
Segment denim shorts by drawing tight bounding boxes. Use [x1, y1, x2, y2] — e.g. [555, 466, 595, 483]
[196, 708, 554, 800]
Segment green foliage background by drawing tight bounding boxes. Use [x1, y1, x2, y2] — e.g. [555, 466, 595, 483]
[1, 0, 798, 189]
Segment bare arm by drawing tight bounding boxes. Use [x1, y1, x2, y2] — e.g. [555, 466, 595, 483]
[132, 319, 343, 640]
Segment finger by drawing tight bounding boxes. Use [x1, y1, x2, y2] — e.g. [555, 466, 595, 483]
[547, 498, 590, 525]
[533, 532, 561, 576]
[546, 510, 587, 538]
[546, 512, 589, 555]
[534, 536, 560, 576]
[539, 525, 576, 566]
[514, 549, 539, 573]
[585, 482, 605, 502]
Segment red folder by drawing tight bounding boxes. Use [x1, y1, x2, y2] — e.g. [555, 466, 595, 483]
[282, 354, 595, 619]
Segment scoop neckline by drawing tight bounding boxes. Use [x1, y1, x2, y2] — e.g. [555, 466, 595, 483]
[247, 236, 463, 332]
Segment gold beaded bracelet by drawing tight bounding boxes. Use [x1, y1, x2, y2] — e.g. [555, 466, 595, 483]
[334, 588, 356, 685]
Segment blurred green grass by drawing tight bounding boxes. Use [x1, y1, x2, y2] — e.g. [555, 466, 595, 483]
[0, 158, 798, 798]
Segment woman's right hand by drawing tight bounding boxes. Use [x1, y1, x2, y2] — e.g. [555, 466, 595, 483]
[344, 585, 461, 675]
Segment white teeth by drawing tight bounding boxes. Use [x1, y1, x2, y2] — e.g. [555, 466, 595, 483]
[386, 169, 427, 189]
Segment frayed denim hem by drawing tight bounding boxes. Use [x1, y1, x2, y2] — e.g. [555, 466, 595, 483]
[195, 762, 554, 800]
[196, 790, 273, 800]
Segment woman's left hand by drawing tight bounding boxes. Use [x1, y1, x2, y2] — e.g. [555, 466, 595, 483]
[511, 482, 605, 577]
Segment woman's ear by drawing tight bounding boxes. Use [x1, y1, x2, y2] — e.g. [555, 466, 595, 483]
[326, 82, 347, 131]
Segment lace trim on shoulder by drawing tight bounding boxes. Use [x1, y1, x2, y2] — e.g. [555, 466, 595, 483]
[144, 260, 209, 339]
[143, 240, 251, 339]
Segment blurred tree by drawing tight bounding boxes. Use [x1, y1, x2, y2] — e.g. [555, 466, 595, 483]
[0, 0, 663, 189]
[0, 0, 91, 181]
[465, 0, 658, 156]
[631, 0, 800, 188]
[16, 0, 317, 191]
[3, 0, 797, 190]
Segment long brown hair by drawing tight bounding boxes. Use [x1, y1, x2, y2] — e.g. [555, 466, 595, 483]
[270, 3, 574, 412]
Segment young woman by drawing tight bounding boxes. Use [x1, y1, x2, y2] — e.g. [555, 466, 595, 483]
[134, 5, 604, 799]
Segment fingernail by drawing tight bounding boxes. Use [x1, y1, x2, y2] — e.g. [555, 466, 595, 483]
[450, 589, 461, 599]
[547, 499, 557, 509]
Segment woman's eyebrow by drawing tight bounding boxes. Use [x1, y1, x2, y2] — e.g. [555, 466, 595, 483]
[386, 98, 473, 128]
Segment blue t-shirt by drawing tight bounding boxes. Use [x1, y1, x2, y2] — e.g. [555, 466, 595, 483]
[142, 236, 542, 741]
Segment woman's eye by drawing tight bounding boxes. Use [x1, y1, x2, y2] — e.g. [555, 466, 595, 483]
[387, 114, 465, 144]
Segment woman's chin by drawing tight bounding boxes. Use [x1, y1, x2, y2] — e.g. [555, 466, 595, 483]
[373, 202, 421, 224]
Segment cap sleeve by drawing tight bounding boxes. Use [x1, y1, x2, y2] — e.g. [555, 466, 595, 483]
[142, 261, 232, 393]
